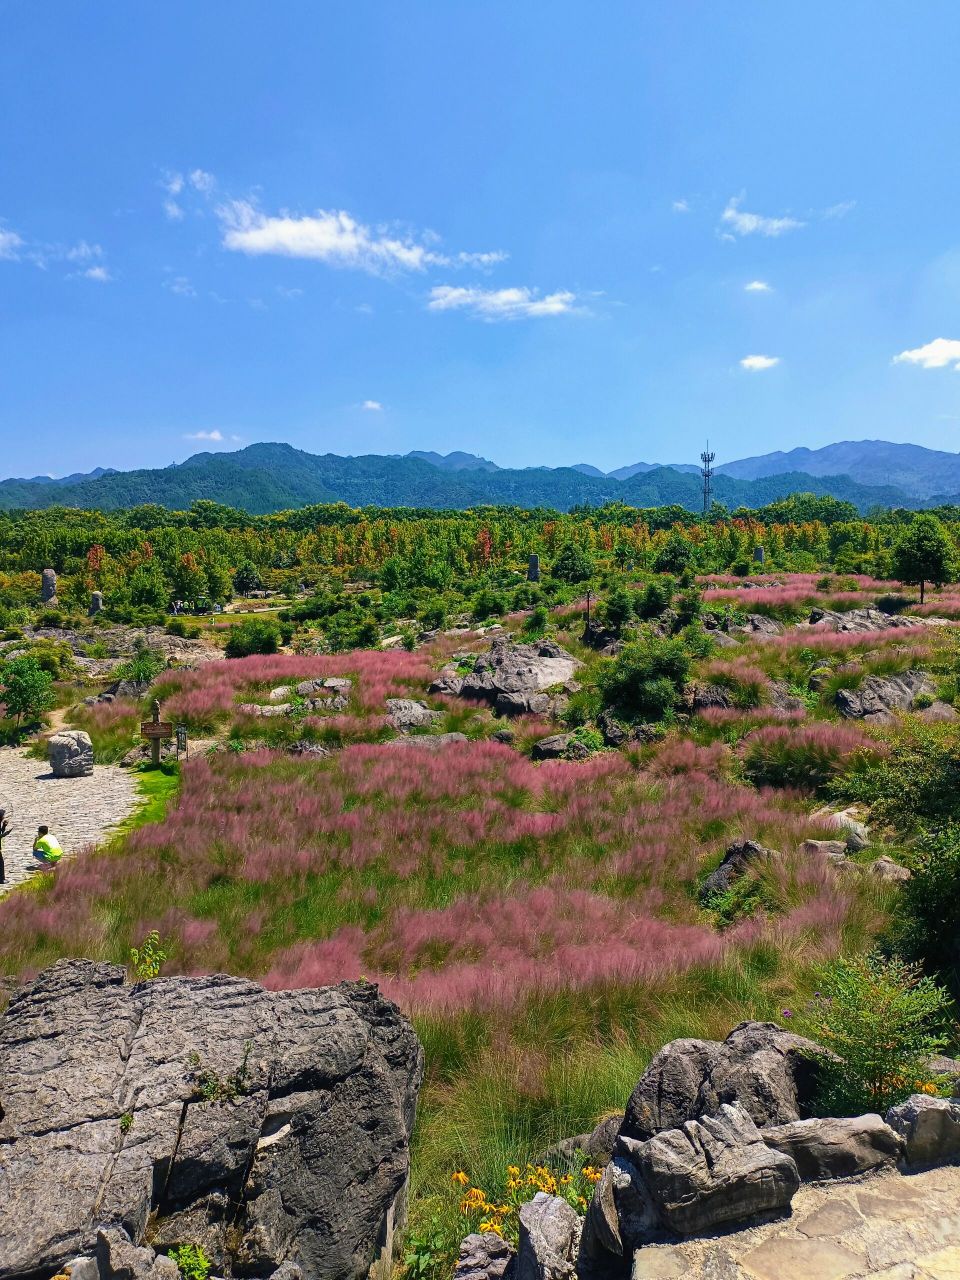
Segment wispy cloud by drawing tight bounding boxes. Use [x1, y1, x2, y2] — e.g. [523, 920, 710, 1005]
[672, 199, 690, 213]
[744, 279, 772, 293]
[189, 168, 216, 194]
[82, 265, 112, 282]
[0, 226, 25, 260]
[1, 224, 111, 276]
[184, 429, 224, 441]
[427, 284, 577, 320]
[217, 199, 506, 277]
[894, 338, 960, 370]
[740, 354, 780, 371]
[721, 196, 804, 238]
[166, 275, 196, 297]
[823, 200, 856, 220]
[360, 399, 383, 411]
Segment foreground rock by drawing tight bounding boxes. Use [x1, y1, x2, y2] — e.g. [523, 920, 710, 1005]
[0, 959, 423, 1280]
[620, 1022, 826, 1142]
[386, 698, 441, 731]
[699, 839, 777, 901]
[454, 1233, 516, 1280]
[886, 1094, 960, 1167]
[47, 728, 94, 778]
[457, 640, 581, 716]
[517, 1193, 581, 1280]
[760, 1114, 903, 1180]
[835, 670, 935, 722]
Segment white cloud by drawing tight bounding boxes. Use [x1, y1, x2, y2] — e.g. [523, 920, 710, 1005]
[721, 196, 804, 238]
[894, 338, 960, 370]
[189, 168, 216, 194]
[217, 199, 503, 276]
[744, 279, 772, 292]
[184, 430, 224, 441]
[427, 284, 577, 320]
[167, 275, 196, 296]
[740, 354, 780, 371]
[64, 240, 103, 263]
[82, 265, 111, 282]
[163, 199, 184, 222]
[672, 199, 690, 213]
[276, 285, 303, 299]
[160, 171, 186, 221]
[360, 399, 383, 411]
[0, 226, 24, 260]
[823, 200, 856, 220]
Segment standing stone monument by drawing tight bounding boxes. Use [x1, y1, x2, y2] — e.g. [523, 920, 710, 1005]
[753, 545, 765, 565]
[527, 553, 541, 583]
[41, 568, 58, 605]
[48, 730, 94, 778]
[89, 591, 104, 616]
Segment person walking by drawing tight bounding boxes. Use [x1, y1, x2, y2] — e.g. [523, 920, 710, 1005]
[0, 809, 9, 884]
[32, 825, 63, 867]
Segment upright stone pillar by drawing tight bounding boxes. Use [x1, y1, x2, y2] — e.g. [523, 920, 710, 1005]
[527, 554, 541, 583]
[753, 545, 765, 566]
[41, 568, 58, 605]
[89, 591, 104, 616]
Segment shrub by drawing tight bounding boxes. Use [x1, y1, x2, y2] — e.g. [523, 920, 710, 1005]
[595, 636, 690, 723]
[116, 641, 166, 686]
[522, 605, 549, 638]
[471, 588, 507, 621]
[224, 618, 282, 659]
[636, 577, 674, 620]
[0, 656, 54, 727]
[602, 586, 634, 632]
[167, 1243, 211, 1280]
[839, 720, 960, 829]
[741, 723, 880, 793]
[893, 826, 960, 999]
[551, 542, 594, 584]
[128, 929, 168, 981]
[166, 618, 201, 639]
[796, 953, 951, 1116]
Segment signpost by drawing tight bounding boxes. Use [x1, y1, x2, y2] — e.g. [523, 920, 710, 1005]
[141, 700, 173, 767]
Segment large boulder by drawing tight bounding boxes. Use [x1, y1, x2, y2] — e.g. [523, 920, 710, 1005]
[621, 1104, 799, 1236]
[0, 959, 423, 1280]
[760, 1114, 903, 1180]
[699, 839, 778, 901]
[806, 607, 924, 634]
[459, 640, 581, 716]
[620, 1022, 826, 1142]
[516, 1193, 581, 1280]
[454, 1233, 516, 1280]
[835, 670, 934, 723]
[886, 1094, 960, 1167]
[47, 729, 94, 778]
[385, 699, 441, 731]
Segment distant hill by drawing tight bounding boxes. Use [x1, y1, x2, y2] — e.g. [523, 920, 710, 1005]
[0, 442, 917, 514]
[609, 460, 700, 480]
[717, 440, 960, 499]
[403, 450, 500, 472]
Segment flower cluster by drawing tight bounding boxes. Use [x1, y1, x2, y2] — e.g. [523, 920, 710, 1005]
[451, 1160, 603, 1239]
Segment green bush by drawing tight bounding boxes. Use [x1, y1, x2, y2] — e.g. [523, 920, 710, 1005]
[224, 617, 282, 658]
[0, 655, 54, 727]
[522, 605, 549, 637]
[893, 826, 960, 999]
[595, 636, 690, 723]
[116, 641, 166, 686]
[796, 953, 951, 1116]
[635, 577, 674, 620]
[167, 1243, 211, 1280]
[471, 588, 507, 621]
[551, 542, 594, 584]
[839, 721, 960, 829]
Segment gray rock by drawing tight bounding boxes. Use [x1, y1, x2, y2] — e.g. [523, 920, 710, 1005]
[691, 684, 735, 712]
[454, 1232, 516, 1280]
[539, 1114, 624, 1170]
[835, 671, 934, 723]
[47, 729, 94, 778]
[812, 806, 870, 851]
[96, 1229, 179, 1280]
[531, 734, 576, 761]
[623, 1103, 799, 1236]
[491, 729, 515, 745]
[917, 699, 959, 721]
[41, 567, 58, 604]
[867, 855, 912, 883]
[581, 1156, 658, 1259]
[806, 607, 924, 634]
[295, 677, 352, 697]
[89, 591, 104, 616]
[886, 1094, 960, 1167]
[428, 667, 465, 696]
[383, 733, 469, 750]
[386, 699, 441, 731]
[620, 1022, 825, 1142]
[800, 838, 849, 864]
[269, 685, 294, 702]
[596, 710, 629, 748]
[517, 1193, 581, 1280]
[761, 1114, 903, 1180]
[459, 640, 580, 717]
[237, 702, 292, 717]
[0, 959, 423, 1280]
[726, 614, 784, 638]
[269, 1264, 306, 1280]
[64, 1259, 100, 1280]
[700, 839, 778, 900]
[287, 741, 331, 759]
[928, 1055, 960, 1093]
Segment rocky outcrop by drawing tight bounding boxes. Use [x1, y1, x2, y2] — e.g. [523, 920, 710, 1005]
[620, 1022, 825, 1143]
[0, 959, 423, 1280]
[725, 614, 784, 638]
[453, 1233, 516, 1280]
[805, 607, 925, 633]
[384, 733, 468, 750]
[812, 806, 871, 850]
[517, 1193, 581, 1280]
[531, 734, 590, 762]
[699, 839, 778, 901]
[886, 1094, 960, 1168]
[760, 1114, 903, 1180]
[385, 699, 441, 731]
[47, 729, 94, 778]
[690, 683, 735, 713]
[538, 1115, 623, 1170]
[458, 640, 581, 716]
[835, 670, 935, 722]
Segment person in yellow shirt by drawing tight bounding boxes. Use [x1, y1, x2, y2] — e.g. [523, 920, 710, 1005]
[32, 826, 63, 866]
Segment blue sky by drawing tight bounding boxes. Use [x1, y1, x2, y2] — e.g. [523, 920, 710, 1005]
[3, 1, 960, 477]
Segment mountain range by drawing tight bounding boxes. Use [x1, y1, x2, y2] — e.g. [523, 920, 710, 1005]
[1, 439, 957, 515]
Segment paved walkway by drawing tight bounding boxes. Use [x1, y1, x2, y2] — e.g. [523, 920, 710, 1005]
[0, 747, 139, 891]
[633, 1164, 960, 1279]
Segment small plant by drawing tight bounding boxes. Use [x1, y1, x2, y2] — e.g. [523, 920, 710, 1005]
[796, 953, 952, 1116]
[570, 725, 604, 753]
[128, 930, 168, 981]
[167, 1243, 211, 1280]
[402, 1214, 450, 1280]
[188, 1041, 252, 1102]
[119, 1111, 133, 1134]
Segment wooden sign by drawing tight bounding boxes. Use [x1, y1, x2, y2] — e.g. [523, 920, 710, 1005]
[141, 721, 173, 740]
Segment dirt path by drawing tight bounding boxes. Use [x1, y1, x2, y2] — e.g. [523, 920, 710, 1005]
[0, 747, 139, 892]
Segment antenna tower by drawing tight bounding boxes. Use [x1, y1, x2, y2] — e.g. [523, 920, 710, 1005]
[700, 442, 716, 517]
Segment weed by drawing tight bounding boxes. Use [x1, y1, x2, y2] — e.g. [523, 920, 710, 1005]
[128, 930, 167, 981]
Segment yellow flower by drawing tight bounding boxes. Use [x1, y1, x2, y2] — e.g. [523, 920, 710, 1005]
[463, 1187, 488, 1207]
[451, 1171, 469, 1187]
[479, 1221, 503, 1237]
[507, 1178, 522, 1191]
[560, 1174, 573, 1185]
[507, 1165, 521, 1177]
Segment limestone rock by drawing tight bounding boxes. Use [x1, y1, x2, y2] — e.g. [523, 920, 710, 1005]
[917, 699, 960, 722]
[835, 671, 934, 723]
[596, 710, 629, 748]
[886, 1095, 960, 1167]
[383, 733, 468, 750]
[0, 959, 423, 1280]
[691, 684, 735, 713]
[238, 702, 291, 717]
[700, 839, 778, 901]
[459, 640, 580, 717]
[760, 1114, 903, 1180]
[800, 838, 849, 864]
[624, 1103, 799, 1236]
[540, 1114, 624, 1170]
[812, 806, 870, 851]
[531, 734, 590, 762]
[269, 685, 294, 702]
[806, 607, 924, 634]
[726, 614, 784, 638]
[386, 699, 441, 731]
[41, 567, 58, 604]
[454, 1233, 516, 1280]
[867, 855, 912, 884]
[517, 1193, 581, 1280]
[620, 1022, 825, 1142]
[581, 1155, 658, 1259]
[95, 1229, 179, 1280]
[47, 729, 94, 779]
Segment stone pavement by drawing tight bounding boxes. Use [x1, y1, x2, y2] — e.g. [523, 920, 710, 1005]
[0, 746, 138, 891]
[632, 1163, 960, 1279]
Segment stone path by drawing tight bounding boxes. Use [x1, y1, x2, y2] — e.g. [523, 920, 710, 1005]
[0, 747, 139, 891]
[632, 1164, 960, 1279]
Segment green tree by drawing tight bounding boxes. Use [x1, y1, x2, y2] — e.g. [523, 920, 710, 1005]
[891, 514, 956, 603]
[653, 530, 696, 576]
[0, 656, 54, 726]
[595, 635, 691, 722]
[224, 617, 282, 658]
[233, 560, 261, 594]
[551, 542, 594, 583]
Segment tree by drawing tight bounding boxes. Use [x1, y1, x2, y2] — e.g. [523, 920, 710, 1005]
[224, 618, 281, 658]
[595, 635, 691, 722]
[551, 542, 594, 583]
[233, 560, 261, 595]
[891, 515, 956, 603]
[653, 530, 696, 576]
[0, 656, 54, 727]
